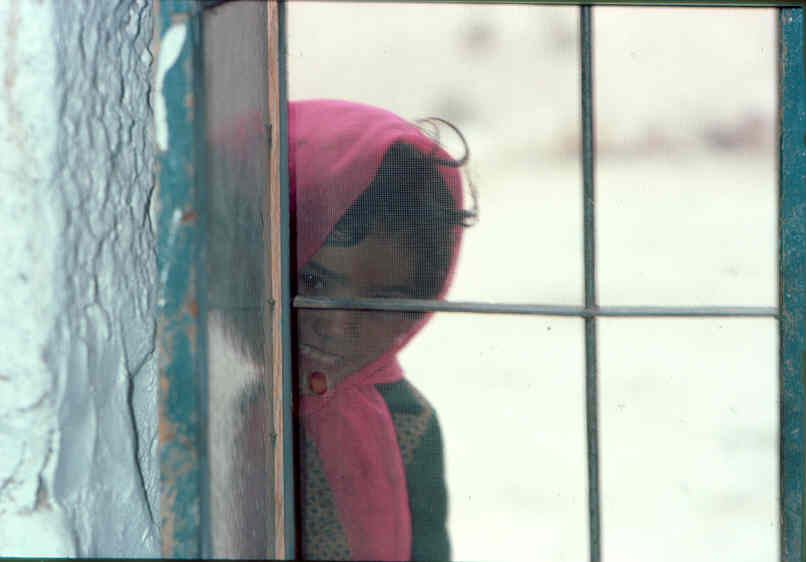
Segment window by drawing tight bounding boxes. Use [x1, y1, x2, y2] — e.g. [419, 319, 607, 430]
[155, 1, 805, 560]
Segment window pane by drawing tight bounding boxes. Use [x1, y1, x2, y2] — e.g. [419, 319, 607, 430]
[599, 318, 778, 561]
[595, 8, 777, 307]
[295, 310, 587, 561]
[401, 314, 587, 561]
[203, 2, 273, 557]
[287, 2, 583, 304]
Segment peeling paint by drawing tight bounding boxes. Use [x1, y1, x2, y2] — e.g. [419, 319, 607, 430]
[156, 2, 206, 557]
[154, 21, 188, 151]
[158, 208, 185, 305]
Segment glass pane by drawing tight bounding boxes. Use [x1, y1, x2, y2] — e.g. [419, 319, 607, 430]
[595, 8, 777, 307]
[203, 2, 273, 557]
[599, 318, 778, 561]
[295, 310, 587, 561]
[287, 2, 583, 304]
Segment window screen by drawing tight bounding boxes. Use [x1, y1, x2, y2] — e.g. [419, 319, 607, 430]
[286, 3, 779, 561]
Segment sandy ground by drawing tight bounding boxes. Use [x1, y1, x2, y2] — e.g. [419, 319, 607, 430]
[287, 4, 779, 560]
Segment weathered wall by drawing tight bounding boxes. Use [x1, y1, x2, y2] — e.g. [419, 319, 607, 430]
[0, 0, 159, 556]
[0, 0, 73, 553]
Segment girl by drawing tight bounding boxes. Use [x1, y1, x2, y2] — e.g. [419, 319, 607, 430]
[290, 99, 476, 561]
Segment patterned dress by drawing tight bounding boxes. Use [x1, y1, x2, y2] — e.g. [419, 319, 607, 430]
[300, 379, 451, 561]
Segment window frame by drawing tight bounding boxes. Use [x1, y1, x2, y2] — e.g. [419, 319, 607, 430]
[155, 1, 806, 560]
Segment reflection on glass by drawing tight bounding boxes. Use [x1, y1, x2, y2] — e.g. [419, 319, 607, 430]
[599, 318, 777, 560]
[203, 2, 273, 557]
[596, 8, 777, 306]
[288, 2, 583, 304]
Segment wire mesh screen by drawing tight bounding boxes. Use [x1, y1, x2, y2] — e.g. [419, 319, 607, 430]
[203, 2, 274, 557]
[287, 3, 779, 561]
[289, 99, 481, 560]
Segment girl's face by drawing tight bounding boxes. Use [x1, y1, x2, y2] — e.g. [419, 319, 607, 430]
[296, 232, 419, 395]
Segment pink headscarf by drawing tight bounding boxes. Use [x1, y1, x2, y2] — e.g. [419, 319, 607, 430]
[290, 99, 464, 560]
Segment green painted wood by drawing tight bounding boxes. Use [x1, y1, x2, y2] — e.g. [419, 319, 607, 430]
[155, 1, 209, 557]
[779, 8, 805, 562]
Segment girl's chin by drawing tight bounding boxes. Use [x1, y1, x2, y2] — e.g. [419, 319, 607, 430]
[298, 356, 349, 386]
[298, 367, 347, 396]
[297, 353, 386, 392]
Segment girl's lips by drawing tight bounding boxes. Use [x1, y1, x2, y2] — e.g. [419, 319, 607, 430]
[299, 343, 344, 367]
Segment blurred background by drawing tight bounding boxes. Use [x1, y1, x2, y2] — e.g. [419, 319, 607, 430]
[287, 4, 777, 561]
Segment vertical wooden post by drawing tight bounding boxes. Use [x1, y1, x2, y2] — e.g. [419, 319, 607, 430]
[267, 1, 294, 558]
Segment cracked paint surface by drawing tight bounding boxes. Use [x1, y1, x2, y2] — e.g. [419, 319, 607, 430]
[0, 0, 159, 556]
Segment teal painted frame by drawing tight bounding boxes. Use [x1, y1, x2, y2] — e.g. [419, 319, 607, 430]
[155, 0, 209, 557]
[780, 9, 806, 562]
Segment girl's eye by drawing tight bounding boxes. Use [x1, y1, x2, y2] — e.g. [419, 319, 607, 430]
[300, 271, 326, 291]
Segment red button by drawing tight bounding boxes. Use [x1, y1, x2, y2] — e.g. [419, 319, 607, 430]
[309, 372, 328, 395]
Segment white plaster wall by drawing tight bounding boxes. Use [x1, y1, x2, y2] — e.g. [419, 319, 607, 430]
[0, 0, 159, 556]
[0, 0, 73, 554]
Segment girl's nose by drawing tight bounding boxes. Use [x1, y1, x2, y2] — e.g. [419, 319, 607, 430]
[311, 313, 331, 339]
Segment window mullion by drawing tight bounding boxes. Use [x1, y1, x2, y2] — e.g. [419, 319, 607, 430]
[271, 1, 296, 558]
[581, 6, 602, 562]
[293, 296, 779, 317]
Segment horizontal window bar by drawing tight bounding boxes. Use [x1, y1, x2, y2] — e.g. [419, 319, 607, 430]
[594, 306, 779, 317]
[329, 1, 798, 7]
[293, 296, 779, 317]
